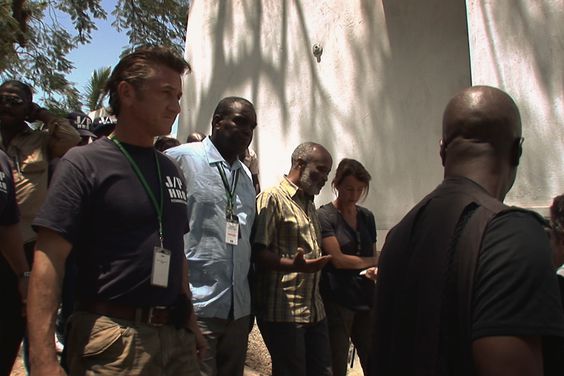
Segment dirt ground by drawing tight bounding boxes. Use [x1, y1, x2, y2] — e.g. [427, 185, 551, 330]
[244, 324, 363, 376]
[11, 324, 364, 375]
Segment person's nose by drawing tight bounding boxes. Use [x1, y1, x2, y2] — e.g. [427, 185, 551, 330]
[169, 99, 181, 115]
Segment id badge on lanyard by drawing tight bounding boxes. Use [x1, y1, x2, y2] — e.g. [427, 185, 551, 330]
[111, 137, 171, 288]
[225, 213, 240, 245]
[151, 246, 171, 287]
[216, 163, 241, 246]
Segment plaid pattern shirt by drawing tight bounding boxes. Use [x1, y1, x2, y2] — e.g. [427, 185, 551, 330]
[252, 177, 326, 323]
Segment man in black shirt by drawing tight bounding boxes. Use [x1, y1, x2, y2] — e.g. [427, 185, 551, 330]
[550, 194, 564, 306]
[27, 47, 205, 376]
[371, 86, 564, 375]
[0, 149, 30, 375]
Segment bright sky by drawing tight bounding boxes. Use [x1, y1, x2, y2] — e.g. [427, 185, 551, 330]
[54, 0, 180, 135]
[64, 1, 128, 97]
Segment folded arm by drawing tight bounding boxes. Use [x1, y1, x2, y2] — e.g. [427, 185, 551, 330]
[41, 110, 80, 158]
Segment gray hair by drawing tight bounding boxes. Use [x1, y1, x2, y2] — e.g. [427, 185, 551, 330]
[291, 142, 322, 167]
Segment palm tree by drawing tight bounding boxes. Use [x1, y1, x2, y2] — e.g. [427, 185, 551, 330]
[84, 66, 111, 112]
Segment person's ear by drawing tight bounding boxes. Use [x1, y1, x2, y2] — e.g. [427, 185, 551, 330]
[511, 137, 523, 166]
[117, 81, 135, 108]
[212, 114, 222, 128]
[210, 115, 223, 137]
[439, 139, 446, 167]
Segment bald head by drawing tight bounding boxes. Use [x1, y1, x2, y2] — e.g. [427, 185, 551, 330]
[442, 86, 521, 156]
[440, 86, 523, 199]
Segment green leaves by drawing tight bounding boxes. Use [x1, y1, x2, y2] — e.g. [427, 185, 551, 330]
[112, 0, 187, 55]
[0, 0, 189, 112]
[84, 66, 111, 112]
[55, 0, 107, 44]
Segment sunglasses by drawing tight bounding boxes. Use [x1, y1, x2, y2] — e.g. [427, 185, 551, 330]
[0, 95, 25, 106]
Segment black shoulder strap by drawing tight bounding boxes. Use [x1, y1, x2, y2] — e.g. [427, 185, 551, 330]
[447, 206, 496, 375]
[449, 201, 521, 375]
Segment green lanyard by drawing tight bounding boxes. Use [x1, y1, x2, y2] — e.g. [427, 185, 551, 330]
[215, 162, 240, 217]
[111, 137, 164, 246]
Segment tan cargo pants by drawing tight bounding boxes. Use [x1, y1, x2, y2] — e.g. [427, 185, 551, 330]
[65, 311, 200, 376]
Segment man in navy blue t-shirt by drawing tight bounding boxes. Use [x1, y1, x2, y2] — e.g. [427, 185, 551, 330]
[27, 47, 206, 376]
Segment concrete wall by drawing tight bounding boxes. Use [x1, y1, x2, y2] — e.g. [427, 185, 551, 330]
[181, 0, 471, 236]
[466, 0, 564, 212]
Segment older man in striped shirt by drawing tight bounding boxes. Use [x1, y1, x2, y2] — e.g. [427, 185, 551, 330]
[252, 142, 333, 376]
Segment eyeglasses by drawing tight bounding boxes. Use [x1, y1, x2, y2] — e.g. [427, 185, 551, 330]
[0, 95, 25, 106]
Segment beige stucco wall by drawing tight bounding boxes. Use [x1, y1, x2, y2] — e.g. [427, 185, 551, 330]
[181, 0, 471, 233]
[466, 0, 564, 213]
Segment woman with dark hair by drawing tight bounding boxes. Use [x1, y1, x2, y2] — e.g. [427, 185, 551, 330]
[317, 158, 378, 376]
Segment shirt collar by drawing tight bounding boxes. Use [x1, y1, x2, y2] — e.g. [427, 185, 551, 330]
[203, 136, 243, 170]
[280, 175, 313, 202]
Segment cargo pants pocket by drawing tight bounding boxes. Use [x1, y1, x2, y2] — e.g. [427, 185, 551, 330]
[66, 312, 134, 375]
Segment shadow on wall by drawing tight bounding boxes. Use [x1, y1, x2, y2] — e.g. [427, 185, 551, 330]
[474, 0, 563, 204]
[185, 0, 471, 228]
[373, 0, 471, 224]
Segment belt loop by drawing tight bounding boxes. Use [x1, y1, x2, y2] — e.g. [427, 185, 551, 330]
[134, 307, 143, 324]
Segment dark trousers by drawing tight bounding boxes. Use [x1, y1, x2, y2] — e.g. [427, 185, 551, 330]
[324, 298, 373, 376]
[197, 315, 251, 376]
[0, 255, 25, 376]
[22, 241, 35, 373]
[258, 318, 333, 376]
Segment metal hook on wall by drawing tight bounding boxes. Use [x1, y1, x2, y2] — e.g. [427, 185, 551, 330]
[312, 44, 323, 62]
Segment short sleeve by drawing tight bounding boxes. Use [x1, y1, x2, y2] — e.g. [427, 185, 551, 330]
[165, 146, 193, 178]
[317, 205, 337, 239]
[252, 191, 278, 248]
[472, 211, 564, 339]
[32, 157, 92, 244]
[160, 152, 190, 234]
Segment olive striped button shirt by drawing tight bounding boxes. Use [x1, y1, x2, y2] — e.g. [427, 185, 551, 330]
[253, 177, 326, 323]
